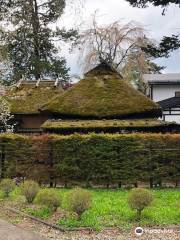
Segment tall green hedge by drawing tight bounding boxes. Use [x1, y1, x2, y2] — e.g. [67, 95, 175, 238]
[0, 133, 179, 187]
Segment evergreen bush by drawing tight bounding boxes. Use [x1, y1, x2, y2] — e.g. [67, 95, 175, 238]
[0, 178, 15, 197]
[36, 189, 61, 211]
[67, 188, 92, 220]
[128, 188, 153, 220]
[20, 180, 39, 203]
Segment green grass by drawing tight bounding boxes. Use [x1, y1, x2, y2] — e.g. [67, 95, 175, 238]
[25, 207, 51, 220]
[0, 188, 179, 230]
[58, 189, 180, 230]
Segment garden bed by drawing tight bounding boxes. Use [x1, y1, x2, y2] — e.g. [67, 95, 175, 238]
[0, 188, 179, 231]
[0, 201, 179, 240]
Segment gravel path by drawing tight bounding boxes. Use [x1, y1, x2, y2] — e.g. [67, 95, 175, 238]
[38, 226, 180, 240]
[0, 219, 46, 240]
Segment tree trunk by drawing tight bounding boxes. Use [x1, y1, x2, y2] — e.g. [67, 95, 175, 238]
[175, 180, 178, 188]
[49, 176, 53, 188]
[158, 179, 162, 187]
[137, 209, 142, 221]
[30, 0, 41, 79]
[64, 181, 68, 188]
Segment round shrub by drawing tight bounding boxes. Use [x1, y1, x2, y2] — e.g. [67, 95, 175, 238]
[0, 178, 16, 197]
[20, 180, 39, 203]
[67, 188, 92, 220]
[128, 188, 153, 220]
[36, 189, 61, 211]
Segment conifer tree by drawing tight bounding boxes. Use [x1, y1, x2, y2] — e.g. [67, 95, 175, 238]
[0, 0, 77, 83]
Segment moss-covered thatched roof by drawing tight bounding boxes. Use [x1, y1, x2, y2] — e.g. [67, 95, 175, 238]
[41, 63, 162, 119]
[41, 119, 179, 134]
[5, 80, 63, 114]
[42, 119, 172, 130]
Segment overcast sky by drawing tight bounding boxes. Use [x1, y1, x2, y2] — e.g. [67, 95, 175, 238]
[59, 0, 180, 75]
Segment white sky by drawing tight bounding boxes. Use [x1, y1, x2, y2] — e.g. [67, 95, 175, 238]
[58, 0, 180, 75]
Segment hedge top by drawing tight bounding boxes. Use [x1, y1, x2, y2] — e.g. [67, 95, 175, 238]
[5, 80, 63, 114]
[40, 62, 162, 119]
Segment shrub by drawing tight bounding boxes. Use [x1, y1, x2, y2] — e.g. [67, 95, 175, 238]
[67, 188, 92, 220]
[0, 178, 16, 197]
[36, 189, 61, 211]
[128, 188, 153, 220]
[20, 180, 39, 203]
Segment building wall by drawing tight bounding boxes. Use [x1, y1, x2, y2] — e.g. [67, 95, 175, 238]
[150, 84, 180, 124]
[16, 114, 50, 130]
[151, 84, 180, 102]
[163, 114, 180, 123]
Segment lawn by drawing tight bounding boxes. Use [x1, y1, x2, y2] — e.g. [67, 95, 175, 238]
[1, 188, 180, 231]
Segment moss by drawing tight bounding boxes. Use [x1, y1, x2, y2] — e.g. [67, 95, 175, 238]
[1, 132, 180, 142]
[41, 63, 161, 118]
[5, 82, 63, 114]
[41, 119, 171, 130]
[0, 133, 28, 140]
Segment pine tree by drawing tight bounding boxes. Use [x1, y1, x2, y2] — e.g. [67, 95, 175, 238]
[0, 0, 77, 83]
[125, 1, 180, 55]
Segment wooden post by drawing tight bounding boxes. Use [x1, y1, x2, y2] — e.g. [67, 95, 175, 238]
[149, 177, 153, 189]
[149, 149, 153, 189]
[0, 143, 5, 179]
[118, 181, 122, 188]
[49, 142, 54, 188]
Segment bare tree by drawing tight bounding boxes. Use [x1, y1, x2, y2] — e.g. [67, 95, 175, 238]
[78, 16, 146, 71]
[122, 37, 165, 94]
[77, 17, 165, 94]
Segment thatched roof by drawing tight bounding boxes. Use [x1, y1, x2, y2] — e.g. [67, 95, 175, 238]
[5, 80, 63, 114]
[42, 119, 171, 130]
[40, 62, 162, 119]
[41, 119, 179, 134]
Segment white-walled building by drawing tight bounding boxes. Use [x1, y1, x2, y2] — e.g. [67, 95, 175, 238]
[144, 74, 180, 123]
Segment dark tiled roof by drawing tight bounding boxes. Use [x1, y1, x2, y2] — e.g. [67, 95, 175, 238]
[158, 97, 180, 109]
[144, 74, 180, 84]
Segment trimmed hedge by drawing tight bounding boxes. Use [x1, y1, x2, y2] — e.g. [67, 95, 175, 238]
[0, 133, 179, 187]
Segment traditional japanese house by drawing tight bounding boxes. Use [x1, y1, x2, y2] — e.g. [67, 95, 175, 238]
[5, 79, 63, 134]
[40, 62, 180, 134]
[144, 73, 180, 123]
